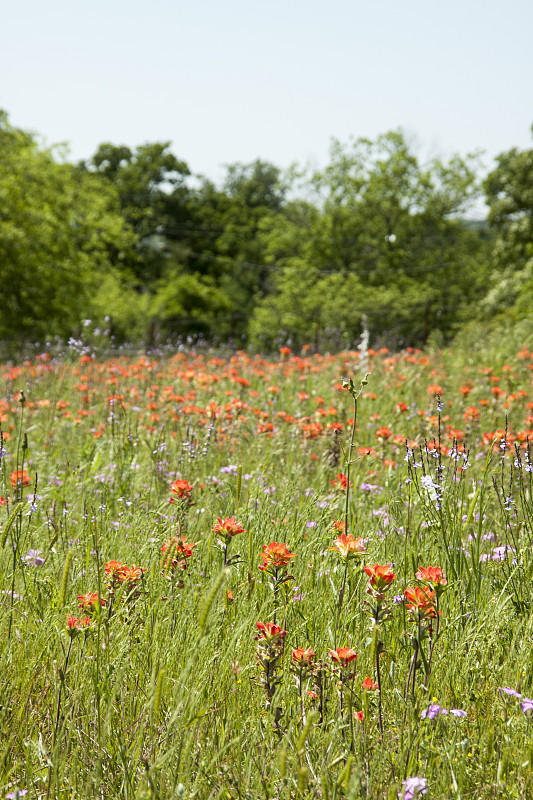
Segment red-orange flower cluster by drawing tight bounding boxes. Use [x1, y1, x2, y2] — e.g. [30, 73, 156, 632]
[213, 516, 246, 540]
[104, 561, 146, 584]
[170, 479, 194, 503]
[10, 470, 30, 489]
[415, 565, 448, 593]
[329, 472, 350, 492]
[256, 621, 287, 641]
[161, 536, 197, 570]
[66, 614, 92, 637]
[77, 593, 106, 613]
[329, 647, 358, 666]
[404, 586, 439, 621]
[328, 534, 366, 560]
[258, 542, 296, 571]
[364, 564, 396, 596]
[292, 647, 315, 665]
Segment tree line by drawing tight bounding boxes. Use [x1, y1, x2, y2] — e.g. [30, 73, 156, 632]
[1, 109, 532, 354]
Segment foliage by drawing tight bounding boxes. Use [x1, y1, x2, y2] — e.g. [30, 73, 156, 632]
[251, 132, 491, 349]
[0, 112, 134, 350]
[2, 110, 533, 351]
[483, 129, 533, 316]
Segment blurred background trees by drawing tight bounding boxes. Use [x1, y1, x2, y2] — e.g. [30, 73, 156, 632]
[1, 109, 531, 354]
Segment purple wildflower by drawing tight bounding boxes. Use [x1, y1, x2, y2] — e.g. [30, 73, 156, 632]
[520, 698, 533, 716]
[22, 549, 44, 567]
[421, 704, 448, 720]
[499, 687, 522, 699]
[398, 776, 427, 799]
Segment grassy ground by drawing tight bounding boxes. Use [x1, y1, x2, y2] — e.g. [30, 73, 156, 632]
[1, 341, 532, 799]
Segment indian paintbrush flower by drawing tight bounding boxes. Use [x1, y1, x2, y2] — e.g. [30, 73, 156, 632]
[415, 565, 448, 595]
[404, 586, 440, 623]
[364, 563, 396, 600]
[328, 534, 366, 560]
[213, 516, 245, 566]
[258, 542, 296, 572]
[77, 593, 106, 613]
[213, 516, 246, 541]
[170, 479, 194, 504]
[292, 647, 315, 666]
[66, 615, 92, 637]
[329, 647, 357, 666]
[161, 536, 197, 571]
[10, 470, 30, 489]
[255, 621, 286, 732]
[256, 621, 287, 642]
[329, 472, 351, 492]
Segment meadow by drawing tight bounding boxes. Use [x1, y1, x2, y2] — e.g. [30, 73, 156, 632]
[1, 338, 533, 799]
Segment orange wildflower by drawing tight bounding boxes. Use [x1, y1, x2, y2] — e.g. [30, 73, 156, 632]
[415, 566, 447, 593]
[256, 621, 287, 641]
[213, 516, 246, 540]
[66, 615, 92, 637]
[404, 586, 439, 621]
[329, 647, 357, 665]
[364, 564, 396, 593]
[10, 470, 30, 489]
[329, 472, 350, 492]
[119, 565, 145, 583]
[161, 536, 197, 570]
[104, 560, 145, 584]
[258, 542, 296, 571]
[170, 479, 194, 502]
[292, 647, 315, 665]
[328, 534, 366, 560]
[104, 560, 126, 580]
[362, 676, 378, 691]
[77, 593, 106, 613]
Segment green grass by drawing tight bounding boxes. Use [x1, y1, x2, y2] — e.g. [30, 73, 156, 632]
[1, 342, 532, 799]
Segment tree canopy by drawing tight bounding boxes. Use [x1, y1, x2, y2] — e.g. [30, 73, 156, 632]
[0, 110, 531, 353]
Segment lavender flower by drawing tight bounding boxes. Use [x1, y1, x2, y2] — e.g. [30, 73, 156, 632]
[398, 776, 427, 799]
[360, 483, 383, 494]
[449, 709, 467, 718]
[520, 698, 533, 716]
[421, 704, 448, 719]
[498, 687, 522, 699]
[22, 549, 44, 567]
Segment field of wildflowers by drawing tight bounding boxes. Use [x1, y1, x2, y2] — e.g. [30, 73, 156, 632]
[1, 340, 533, 799]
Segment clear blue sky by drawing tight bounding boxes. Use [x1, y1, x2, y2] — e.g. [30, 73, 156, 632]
[1, 0, 532, 183]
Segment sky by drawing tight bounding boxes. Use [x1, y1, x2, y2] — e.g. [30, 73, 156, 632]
[1, 0, 532, 188]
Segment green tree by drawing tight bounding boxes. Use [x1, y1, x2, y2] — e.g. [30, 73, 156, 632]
[181, 160, 289, 340]
[251, 131, 489, 348]
[84, 141, 191, 285]
[0, 111, 134, 350]
[483, 130, 533, 316]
